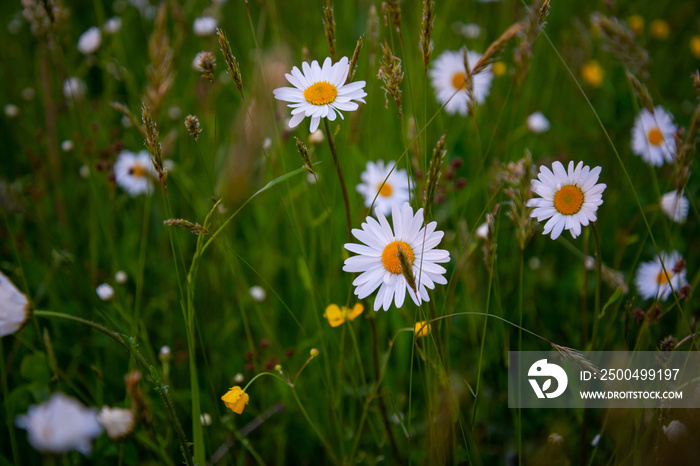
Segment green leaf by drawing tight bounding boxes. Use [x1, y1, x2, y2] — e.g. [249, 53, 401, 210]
[20, 354, 50, 385]
[599, 286, 624, 319]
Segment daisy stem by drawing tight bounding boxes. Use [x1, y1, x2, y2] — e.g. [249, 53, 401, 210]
[31, 310, 195, 466]
[323, 119, 353, 241]
[590, 223, 603, 349]
[369, 317, 403, 463]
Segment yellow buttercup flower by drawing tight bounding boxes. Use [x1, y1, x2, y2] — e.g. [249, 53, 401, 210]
[628, 15, 644, 35]
[414, 321, 432, 338]
[649, 19, 669, 40]
[221, 386, 249, 414]
[691, 36, 700, 59]
[323, 303, 364, 327]
[581, 60, 604, 88]
[492, 61, 507, 77]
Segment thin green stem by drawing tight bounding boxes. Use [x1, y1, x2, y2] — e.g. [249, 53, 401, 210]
[291, 387, 340, 465]
[323, 118, 353, 241]
[370, 317, 403, 464]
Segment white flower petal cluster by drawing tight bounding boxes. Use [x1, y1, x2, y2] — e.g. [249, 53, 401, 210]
[660, 190, 689, 223]
[96, 283, 114, 301]
[273, 57, 367, 133]
[635, 250, 687, 301]
[343, 203, 450, 311]
[98, 406, 136, 440]
[356, 160, 413, 217]
[16, 393, 103, 455]
[526, 111, 551, 133]
[0, 271, 31, 337]
[527, 161, 606, 239]
[193, 16, 217, 36]
[63, 77, 86, 100]
[429, 49, 493, 116]
[77, 26, 102, 55]
[114, 150, 157, 197]
[631, 106, 677, 166]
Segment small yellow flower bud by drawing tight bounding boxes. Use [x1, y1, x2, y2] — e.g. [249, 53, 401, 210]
[274, 364, 282, 372]
[310, 348, 319, 357]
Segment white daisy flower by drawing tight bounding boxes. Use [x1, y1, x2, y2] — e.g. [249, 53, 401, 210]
[63, 77, 86, 100]
[61, 140, 74, 152]
[0, 271, 31, 338]
[663, 420, 688, 443]
[115, 270, 128, 284]
[15, 393, 103, 455]
[77, 26, 102, 55]
[96, 283, 114, 301]
[475, 222, 489, 239]
[660, 190, 689, 223]
[159, 346, 171, 360]
[429, 48, 493, 116]
[634, 250, 687, 301]
[356, 160, 413, 217]
[103, 17, 122, 34]
[4, 104, 19, 118]
[249, 286, 266, 302]
[272, 56, 367, 133]
[343, 202, 450, 311]
[526, 161, 606, 240]
[113, 150, 156, 196]
[526, 111, 550, 133]
[631, 106, 677, 166]
[193, 16, 217, 36]
[98, 406, 135, 440]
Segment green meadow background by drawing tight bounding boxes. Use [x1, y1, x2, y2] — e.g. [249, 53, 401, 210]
[1, 0, 699, 464]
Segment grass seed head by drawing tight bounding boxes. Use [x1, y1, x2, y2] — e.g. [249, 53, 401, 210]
[295, 137, 316, 176]
[382, 0, 402, 33]
[323, 3, 336, 59]
[216, 28, 243, 97]
[423, 132, 447, 221]
[420, 0, 435, 72]
[346, 35, 364, 84]
[145, 5, 174, 115]
[193, 51, 216, 83]
[185, 115, 202, 141]
[625, 71, 654, 112]
[591, 12, 649, 78]
[397, 244, 418, 296]
[163, 218, 211, 236]
[141, 103, 166, 190]
[378, 42, 404, 116]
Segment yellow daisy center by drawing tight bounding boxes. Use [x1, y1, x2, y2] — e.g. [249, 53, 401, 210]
[647, 128, 664, 146]
[452, 72, 467, 90]
[129, 164, 147, 178]
[553, 185, 584, 215]
[303, 81, 337, 105]
[377, 182, 393, 197]
[382, 240, 414, 274]
[656, 271, 670, 285]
